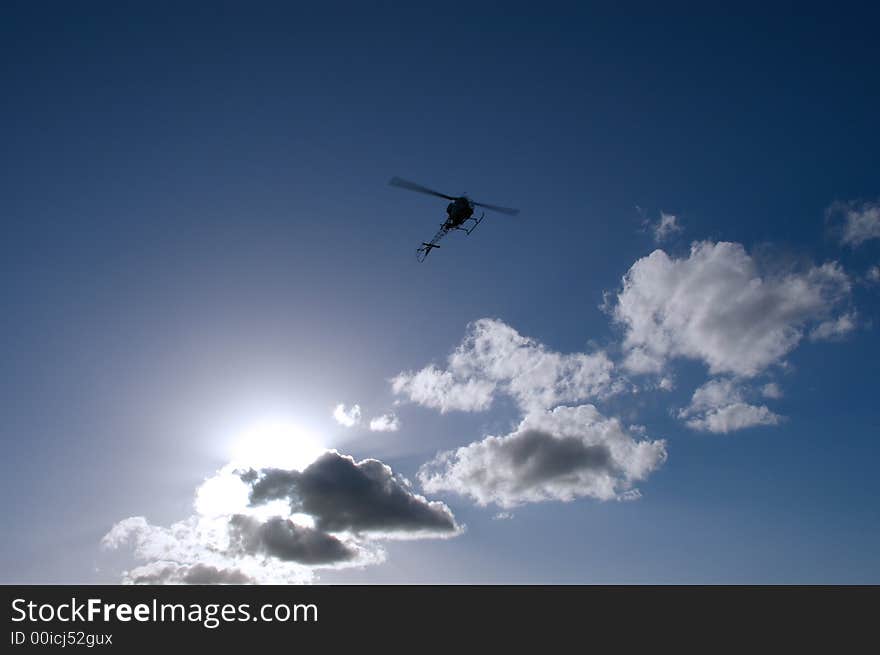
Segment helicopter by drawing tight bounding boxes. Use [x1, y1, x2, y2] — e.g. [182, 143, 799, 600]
[389, 177, 519, 261]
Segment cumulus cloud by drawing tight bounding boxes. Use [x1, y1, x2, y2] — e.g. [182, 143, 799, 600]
[114, 561, 255, 585]
[178, 564, 254, 584]
[418, 405, 667, 508]
[102, 515, 320, 585]
[611, 241, 851, 377]
[103, 449, 460, 584]
[810, 312, 857, 341]
[392, 319, 617, 413]
[333, 403, 361, 427]
[369, 413, 400, 432]
[390, 365, 497, 413]
[678, 379, 782, 434]
[650, 212, 682, 243]
[656, 376, 675, 391]
[227, 514, 356, 564]
[247, 451, 460, 536]
[827, 200, 880, 247]
[761, 382, 783, 399]
[868, 265, 880, 284]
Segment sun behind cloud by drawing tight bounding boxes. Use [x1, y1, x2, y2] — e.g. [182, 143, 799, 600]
[228, 418, 327, 472]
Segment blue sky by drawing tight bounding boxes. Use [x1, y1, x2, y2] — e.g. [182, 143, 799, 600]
[2, 2, 879, 583]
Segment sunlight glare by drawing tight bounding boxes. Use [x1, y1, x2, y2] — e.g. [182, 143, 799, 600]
[228, 418, 326, 472]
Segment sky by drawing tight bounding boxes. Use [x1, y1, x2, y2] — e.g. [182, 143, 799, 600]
[2, 2, 879, 584]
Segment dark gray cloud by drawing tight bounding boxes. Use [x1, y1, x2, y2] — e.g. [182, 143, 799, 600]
[127, 564, 179, 585]
[181, 564, 254, 585]
[104, 450, 462, 584]
[127, 562, 254, 585]
[228, 514, 356, 564]
[419, 405, 667, 508]
[503, 429, 614, 491]
[245, 451, 460, 535]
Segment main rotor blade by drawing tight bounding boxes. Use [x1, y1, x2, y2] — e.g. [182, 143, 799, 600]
[472, 201, 520, 216]
[389, 177, 456, 201]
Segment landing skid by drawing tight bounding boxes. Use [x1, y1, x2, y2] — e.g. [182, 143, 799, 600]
[416, 213, 485, 262]
[455, 212, 485, 235]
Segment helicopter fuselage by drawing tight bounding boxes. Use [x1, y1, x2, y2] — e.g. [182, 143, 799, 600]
[445, 197, 474, 228]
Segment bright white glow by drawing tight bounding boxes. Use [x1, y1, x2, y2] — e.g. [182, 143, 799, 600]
[194, 420, 327, 521]
[196, 475, 298, 520]
[195, 471, 250, 517]
[290, 512, 316, 529]
[228, 419, 326, 472]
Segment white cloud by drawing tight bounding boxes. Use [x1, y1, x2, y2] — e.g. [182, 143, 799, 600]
[103, 450, 461, 584]
[686, 403, 781, 433]
[828, 200, 880, 247]
[369, 413, 400, 432]
[867, 265, 880, 284]
[611, 241, 851, 377]
[651, 212, 682, 243]
[678, 378, 782, 434]
[392, 319, 616, 413]
[658, 376, 675, 391]
[391, 366, 495, 413]
[333, 403, 361, 427]
[761, 382, 783, 399]
[418, 404, 667, 508]
[810, 312, 857, 341]
[619, 345, 665, 375]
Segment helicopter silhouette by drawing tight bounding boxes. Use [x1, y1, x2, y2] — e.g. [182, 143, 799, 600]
[389, 177, 519, 261]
